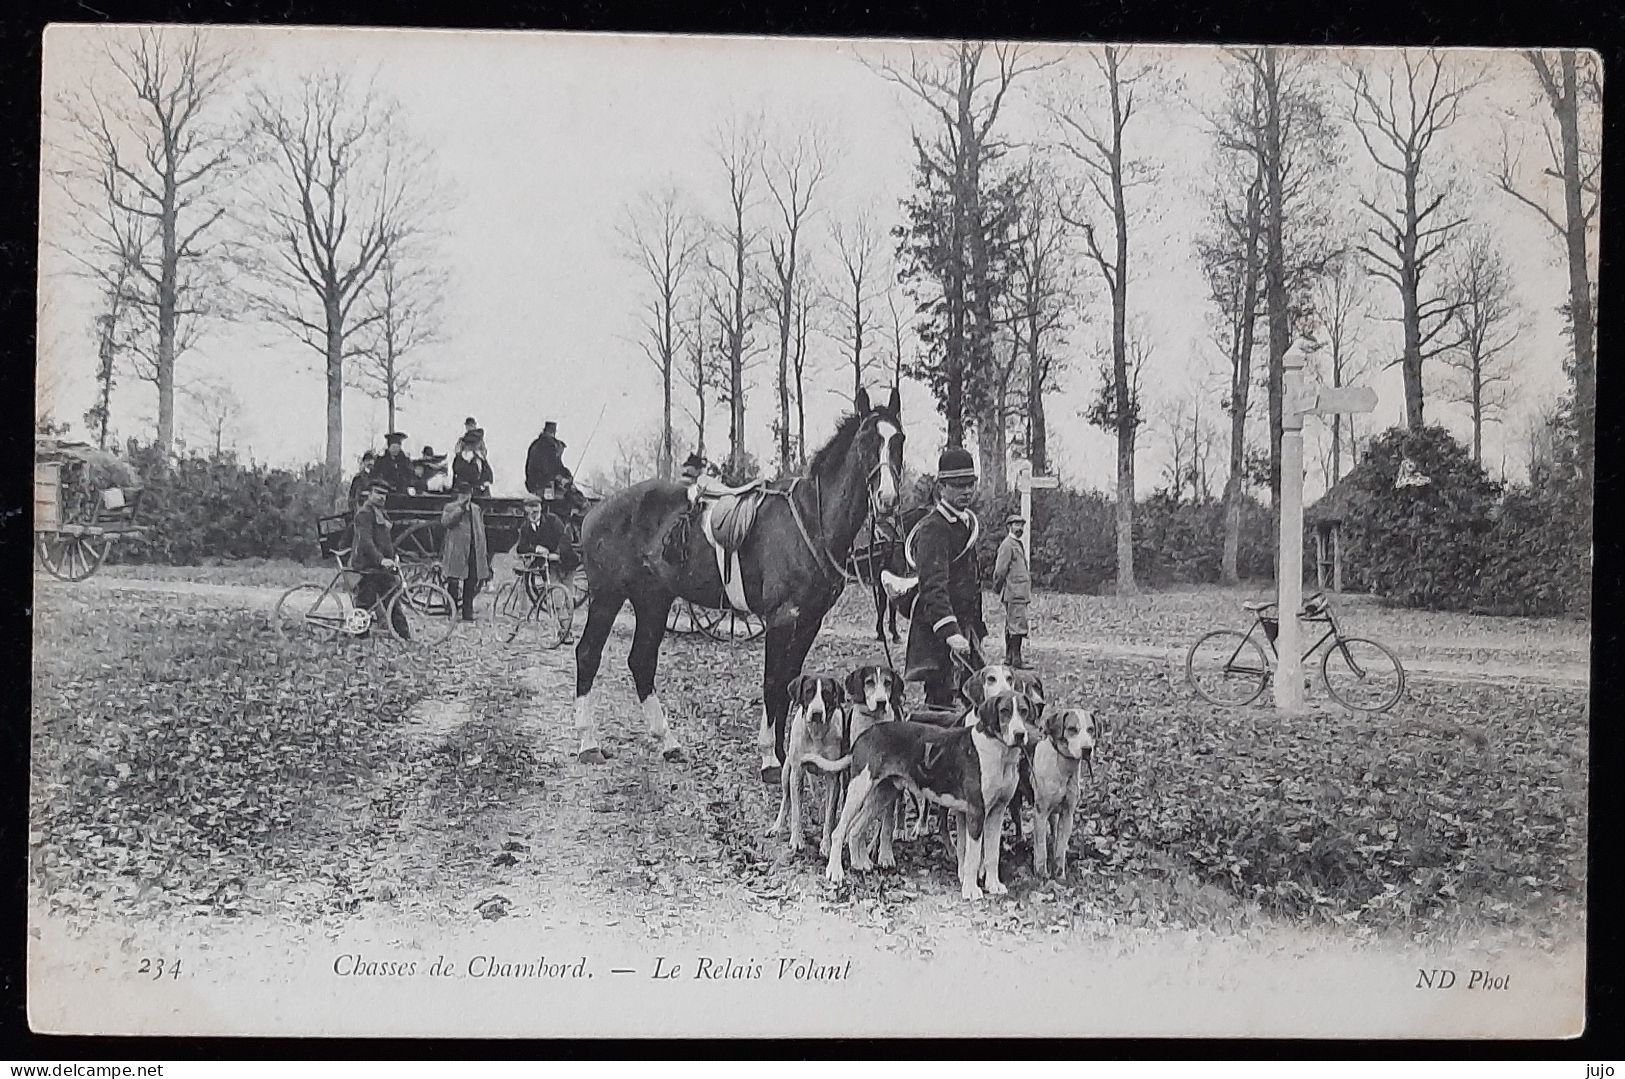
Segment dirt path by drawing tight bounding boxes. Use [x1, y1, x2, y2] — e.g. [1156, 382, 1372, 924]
[49, 574, 1589, 688]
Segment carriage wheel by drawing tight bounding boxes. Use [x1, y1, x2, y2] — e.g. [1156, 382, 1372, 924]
[666, 599, 721, 636]
[704, 608, 765, 643]
[36, 534, 108, 582]
[395, 522, 442, 561]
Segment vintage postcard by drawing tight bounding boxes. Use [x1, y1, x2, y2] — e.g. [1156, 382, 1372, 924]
[30, 25, 1594, 1038]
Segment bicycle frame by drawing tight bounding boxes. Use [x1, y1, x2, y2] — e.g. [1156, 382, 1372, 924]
[303, 562, 404, 632]
[1221, 603, 1353, 676]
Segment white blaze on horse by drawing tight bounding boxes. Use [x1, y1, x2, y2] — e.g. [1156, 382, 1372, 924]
[571, 387, 905, 777]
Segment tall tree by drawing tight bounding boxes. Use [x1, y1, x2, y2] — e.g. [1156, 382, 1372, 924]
[1051, 44, 1156, 594]
[622, 186, 703, 480]
[827, 206, 886, 399]
[1496, 49, 1601, 489]
[677, 286, 727, 461]
[85, 261, 135, 450]
[181, 375, 244, 455]
[704, 116, 765, 475]
[1009, 169, 1072, 475]
[789, 267, 820, 467]
[880, 41, 1049, 464]
[348, 250, 444, 433]
[52, 28, 240, 451]
[241, 71, 440, 474]
[1347, 50, 1478, 430]
[1441, 229, 1520, 465]
[762, 129, 830, 474]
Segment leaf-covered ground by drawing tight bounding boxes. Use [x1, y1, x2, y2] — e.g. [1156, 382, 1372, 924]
[31, 573, 1587, 953]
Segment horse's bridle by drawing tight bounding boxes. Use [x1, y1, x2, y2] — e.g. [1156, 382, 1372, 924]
[785, 414, 901, 587]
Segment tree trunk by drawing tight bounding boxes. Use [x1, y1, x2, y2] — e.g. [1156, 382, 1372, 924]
[1399, 169, 1426, 429]
[1555, 52, 1595, 487]
[1027, 312, 1048, 475]
[1115, 425, 1136, 594]
[325, 300, 344, 475]
[156, 193, 179, 453]
[1111, 126, 1136, 595]
[1263, 50, 1289, 528]
[1222, 173, 1264, 585]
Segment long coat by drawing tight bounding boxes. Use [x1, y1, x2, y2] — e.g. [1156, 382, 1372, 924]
[372, 451, 419, 494]
[903, 502, 986, 683]
[351, 504, 396, 572]
[440, 498, 491, 582]
[993, 533, 1032, 636]
[452, 453, 493, 495]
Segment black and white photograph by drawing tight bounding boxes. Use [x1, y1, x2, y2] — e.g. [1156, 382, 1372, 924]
[28, 26, 1595, 1038]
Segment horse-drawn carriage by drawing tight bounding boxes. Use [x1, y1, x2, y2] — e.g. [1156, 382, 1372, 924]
[33, 437, 146, 582]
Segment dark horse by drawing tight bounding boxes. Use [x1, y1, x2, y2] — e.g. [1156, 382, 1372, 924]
[572, 386, 904, 778]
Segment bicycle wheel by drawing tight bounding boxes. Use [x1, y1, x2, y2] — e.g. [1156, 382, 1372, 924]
[1322, 636, 1405, 713]
[273, 583, 349, 640]
[388, 581, 459, 645]
[542, 584, 574, 649]
[1186, 630, 1270, 707]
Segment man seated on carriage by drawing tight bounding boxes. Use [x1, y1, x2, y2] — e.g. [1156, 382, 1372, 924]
[525, 420, 573, 500]
[373, 432, 420, 494]
[351, 477, 411, 639]
[904, 446, 988, 708]
[515, 488, 578, 577]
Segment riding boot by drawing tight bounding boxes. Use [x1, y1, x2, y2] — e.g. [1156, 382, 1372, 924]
[1010, 635, 1029, 669]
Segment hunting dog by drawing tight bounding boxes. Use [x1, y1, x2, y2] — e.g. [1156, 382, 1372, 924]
[824, 665, 906, 856]
[766, 674, 847, 854]
[817, 692, 1033, 901]
[1025, 706, 1101, 879]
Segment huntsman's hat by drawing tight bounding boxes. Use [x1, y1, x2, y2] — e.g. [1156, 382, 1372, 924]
[936, 446, 978, 482]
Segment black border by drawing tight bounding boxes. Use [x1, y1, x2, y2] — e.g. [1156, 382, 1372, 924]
[3, 0, 1621, 1060]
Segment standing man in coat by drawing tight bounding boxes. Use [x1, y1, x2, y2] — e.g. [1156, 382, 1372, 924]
[994, 511, 1033, 669]
[904, 447, 988, 708]
[352, 478, 410, 639]
[441, 478, 491, 622]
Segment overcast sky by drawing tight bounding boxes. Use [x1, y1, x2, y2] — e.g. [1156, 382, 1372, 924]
[36, 28, 1592, 498]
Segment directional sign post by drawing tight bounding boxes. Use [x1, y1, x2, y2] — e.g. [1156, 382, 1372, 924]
[1008, 456, 1058, 562]
[1275, 341, 1377, 713]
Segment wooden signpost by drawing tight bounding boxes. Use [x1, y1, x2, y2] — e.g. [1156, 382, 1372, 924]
[1008, 454, 1058, 562]
[1276, 341, 1377, 712]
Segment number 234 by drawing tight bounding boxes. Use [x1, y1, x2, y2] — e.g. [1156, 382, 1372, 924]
[136, 958, 182, 980]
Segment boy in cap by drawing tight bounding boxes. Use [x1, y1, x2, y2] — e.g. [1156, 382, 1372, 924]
[903, 446, 988, 708]
[347, 449, 378, 509]
[993, 510, 1033, 669]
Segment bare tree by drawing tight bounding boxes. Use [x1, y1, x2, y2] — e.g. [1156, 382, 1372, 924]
[1440, 228, 1520, 465]
[85, 261, 136, 450]
[677, 287, 726, 462]
[1051, 45, 1157, 594]
[239, 70, 439, 474]
[1160, 388, 1220, 503]
[1496, 50, 1600, 488]
[348, 250, 445, 433]
[789, 267, 821, 466]
[1310, 250, 1375, 483]
[704, 116, 766, 474]
[51, 28, 241, 451]
[1010, 168, 1072, 475]
[621, 185, 703, 480]
[1196, 94, 1265, 583]
[181, 375, 244, 455]
[761, 128, 831, 474]
[1346, 50, 1479, 429]
[826, 205, 887, 399]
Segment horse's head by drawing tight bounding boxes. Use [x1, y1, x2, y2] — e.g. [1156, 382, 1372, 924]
[854, 386, 904, 515]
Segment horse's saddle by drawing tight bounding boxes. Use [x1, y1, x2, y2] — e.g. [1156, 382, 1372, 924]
[662, 480, 767, 613]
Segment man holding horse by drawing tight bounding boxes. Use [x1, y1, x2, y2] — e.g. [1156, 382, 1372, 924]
[904, 446, 987, 708]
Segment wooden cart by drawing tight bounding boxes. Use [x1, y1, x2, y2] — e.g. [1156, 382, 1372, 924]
[34, 438, 145, 582]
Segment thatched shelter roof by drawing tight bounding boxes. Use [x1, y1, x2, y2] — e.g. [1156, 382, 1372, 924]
[1306, 466, 1366, 526]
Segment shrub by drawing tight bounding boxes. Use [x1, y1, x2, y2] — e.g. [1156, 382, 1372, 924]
[111, 441, 342, 566]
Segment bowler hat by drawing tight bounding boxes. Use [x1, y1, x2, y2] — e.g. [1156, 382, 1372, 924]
[936, 446, 977, 481]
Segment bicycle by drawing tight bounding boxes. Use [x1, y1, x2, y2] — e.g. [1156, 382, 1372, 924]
[1185, 591, 1405, 713]
[492, 552, 576, 647]
[273, 552, 459, 646]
